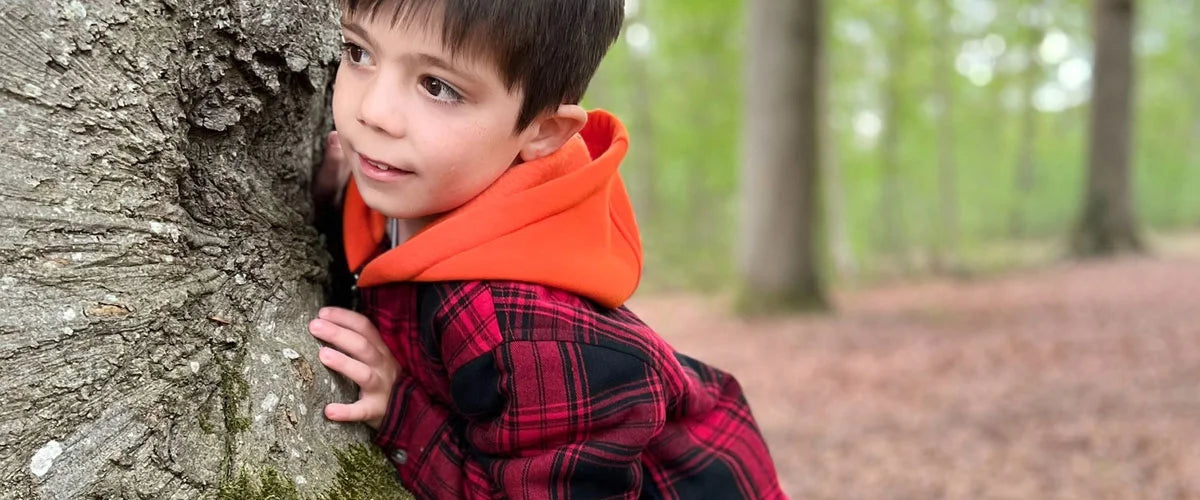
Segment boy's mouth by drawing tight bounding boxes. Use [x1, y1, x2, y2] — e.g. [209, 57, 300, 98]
[358, 153, 415, 181]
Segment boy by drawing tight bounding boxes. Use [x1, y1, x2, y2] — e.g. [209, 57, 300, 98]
[308, 0, 786, 498]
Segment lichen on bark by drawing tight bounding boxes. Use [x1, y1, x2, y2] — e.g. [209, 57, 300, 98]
[0, 0, 411, 497]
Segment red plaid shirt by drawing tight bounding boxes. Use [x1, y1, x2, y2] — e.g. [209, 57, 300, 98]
[361, 280, 785, 499]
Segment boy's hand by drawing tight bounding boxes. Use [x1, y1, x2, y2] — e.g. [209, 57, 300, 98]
[308, 306, 400, 429]
[312, 130, 351, 211]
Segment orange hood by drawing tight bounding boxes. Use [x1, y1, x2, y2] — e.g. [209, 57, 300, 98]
[343, 110, 643, 308]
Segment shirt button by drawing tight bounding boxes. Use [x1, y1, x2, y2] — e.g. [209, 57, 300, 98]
[390, 449, 408, 465]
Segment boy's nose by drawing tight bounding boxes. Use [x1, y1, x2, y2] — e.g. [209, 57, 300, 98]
[357, 79, 407, 138]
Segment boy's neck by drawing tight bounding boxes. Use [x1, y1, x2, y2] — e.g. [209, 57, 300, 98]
[386, 216, 436, 248]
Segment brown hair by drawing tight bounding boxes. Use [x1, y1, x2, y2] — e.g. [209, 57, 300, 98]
[342, 0, 625, 130]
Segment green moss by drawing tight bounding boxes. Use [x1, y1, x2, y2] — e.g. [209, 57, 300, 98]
[214, 445, 412, 500]
[220, 365, 252, 434]
[320, 444, 413, 500]
[198, 409, 217, 434]
[218, 466, 302, 500]
[214, 351, 252, 478]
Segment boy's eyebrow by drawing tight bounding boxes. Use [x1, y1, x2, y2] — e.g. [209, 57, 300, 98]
[339, 20, 485, 87]
[340, 21, 377, 47]
[403, 53, 484, 87]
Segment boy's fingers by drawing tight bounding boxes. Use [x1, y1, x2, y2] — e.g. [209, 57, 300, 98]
[318, 347, 378, 389]
[314, 131, 348, 207]
[325, 130, 341, 152]
[324, 401, 379, 424]
[309, 318, 380, 366]
[318, 307, 383, 344]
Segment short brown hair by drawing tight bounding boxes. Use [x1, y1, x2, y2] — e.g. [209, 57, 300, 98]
[342, 0, 625, 130]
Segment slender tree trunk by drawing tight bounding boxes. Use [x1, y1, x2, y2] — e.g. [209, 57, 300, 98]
[1073, 0, 1143, 255]
[684, 104, 712, 277]
[1011, 3, 1046, 239]
[624, 15, 659, 229]
[932, 0, 959, 272]
[737, 0, 827, 314]
[684, 24, 723, 286]
[821, 40, 856, 280]
[879, 1, 911, 270]
[0, 1, 409, 497]
[1191, 19, 1200, 225]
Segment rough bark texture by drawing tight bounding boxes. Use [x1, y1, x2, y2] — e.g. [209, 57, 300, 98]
[1073, 0, 1143, 255]
[737, 0, 827, 313]
[0, 1, 407, 498]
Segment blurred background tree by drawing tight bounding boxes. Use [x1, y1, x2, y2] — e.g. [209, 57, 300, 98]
[586, 0, 1199, 307]
[1075, 0, 1142, 255]
[593, 2, 1200, 496]
[735, 0, 827, 313]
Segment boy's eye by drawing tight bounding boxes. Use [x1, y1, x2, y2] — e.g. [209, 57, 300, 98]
[419, 76, 464, 103]
[341, 42, 371, 65]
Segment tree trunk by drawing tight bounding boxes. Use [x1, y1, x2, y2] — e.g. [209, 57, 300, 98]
[1191, 19, 1200, 224]
[1011, 3, 1046, 239]
[878, 1, 911, 270]
[0, 1, 409, 498]
[1073, 0, 1143, 255]
[624, 13, 659, 230]
[737, 0, 827, 314]
[932, 0, 959, 272]
[821, 38, 856, 281]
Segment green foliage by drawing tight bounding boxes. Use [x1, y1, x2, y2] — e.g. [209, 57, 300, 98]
[588, 0, 1200, 290]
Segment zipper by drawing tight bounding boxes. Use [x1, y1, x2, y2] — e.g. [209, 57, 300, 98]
[350, 272, 361, 311]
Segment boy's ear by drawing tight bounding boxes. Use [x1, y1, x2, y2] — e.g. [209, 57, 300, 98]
[518, 104, 588, 162]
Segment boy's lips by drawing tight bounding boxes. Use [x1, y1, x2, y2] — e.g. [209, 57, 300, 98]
[357, 152, 415, 181]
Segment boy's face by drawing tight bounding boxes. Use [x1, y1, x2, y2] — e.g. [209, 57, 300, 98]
[332, 10, 531, 220]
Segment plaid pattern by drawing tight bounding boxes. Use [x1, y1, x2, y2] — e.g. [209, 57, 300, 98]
[361, 280, 786, 500]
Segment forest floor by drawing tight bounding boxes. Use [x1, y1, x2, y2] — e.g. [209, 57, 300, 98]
[633, 235, 1200, 499]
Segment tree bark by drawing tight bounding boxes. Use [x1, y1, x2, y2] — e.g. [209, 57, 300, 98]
[737, 0, 827, 314]
[1073, 0, 1143, 255]
[0, 1, 409, 498]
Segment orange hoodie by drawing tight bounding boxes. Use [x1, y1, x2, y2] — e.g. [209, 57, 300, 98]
[342, 110, 643, 308]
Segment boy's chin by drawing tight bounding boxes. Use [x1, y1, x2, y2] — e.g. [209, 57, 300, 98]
[356, 185, 448, 223]
[366, 200, 441, 223]
[370, 204, 428, 221]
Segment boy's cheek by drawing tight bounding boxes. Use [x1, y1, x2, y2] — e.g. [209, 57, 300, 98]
[330, 73, 357, 126]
